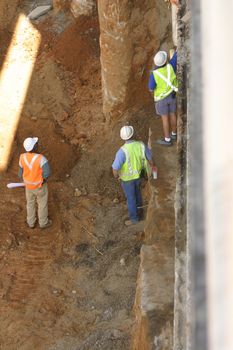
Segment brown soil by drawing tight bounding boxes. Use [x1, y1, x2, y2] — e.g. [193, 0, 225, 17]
[0, 2, 176, 350]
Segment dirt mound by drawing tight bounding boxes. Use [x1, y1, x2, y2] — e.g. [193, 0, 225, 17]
[53, 17, 99, 72]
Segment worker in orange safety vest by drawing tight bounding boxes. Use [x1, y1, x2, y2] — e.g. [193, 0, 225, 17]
[18, 137, 52, 229]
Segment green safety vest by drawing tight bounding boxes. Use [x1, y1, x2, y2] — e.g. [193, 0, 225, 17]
[152, 63, 178, 102]
[119, 141, 149, 181]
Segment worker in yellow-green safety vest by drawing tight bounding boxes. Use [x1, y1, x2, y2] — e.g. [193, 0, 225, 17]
[149, 50, 178, 146]
[112, 126, 154, 226]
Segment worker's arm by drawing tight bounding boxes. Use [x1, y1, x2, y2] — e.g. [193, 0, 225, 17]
[18, 156, 23, 179]
[18, 166, 23, 179]
[169, 51, 177, 73]
[148, 72, 157, 91]
[42, 162, 51, 180]
[112, 169, 119, 179]
[41, 156, 51, 181]
[145, 145, 154, 167]
[112, 148, 125, 180]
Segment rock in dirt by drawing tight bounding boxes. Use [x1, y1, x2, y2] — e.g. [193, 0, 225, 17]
[74, 188, 82, 197]
[28, 5, 52, 20]
[120, 258, 126, 266]
[112, 329, 124, 339]
[71, 0, 95, 17]
[52, 289, 61, 295]
[82, 187, 87, 196]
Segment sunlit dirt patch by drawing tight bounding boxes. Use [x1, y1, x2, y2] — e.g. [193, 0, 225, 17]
[0, 14, 41, 171]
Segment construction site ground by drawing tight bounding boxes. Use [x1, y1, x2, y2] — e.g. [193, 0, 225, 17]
[0, 3, 177, 350]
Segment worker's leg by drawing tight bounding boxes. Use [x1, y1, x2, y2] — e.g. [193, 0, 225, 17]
[169, 93, 177, 138]
[170, 112, 177, 132]
[170, 112, 177, 134]
[155, 96, 172, 146]
[36, 183, 49, 227]
[161, 114, 170, 138]
[121, 180, 139, 222]
[25, 188, 36, 228]
[135, 178, 143, 219]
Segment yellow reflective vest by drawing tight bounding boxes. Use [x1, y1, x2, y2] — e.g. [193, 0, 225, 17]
[119, 141, 149, 181]
[153, 63, 178, 102]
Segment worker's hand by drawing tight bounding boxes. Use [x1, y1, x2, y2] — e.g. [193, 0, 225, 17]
[113, 169, 120, 180]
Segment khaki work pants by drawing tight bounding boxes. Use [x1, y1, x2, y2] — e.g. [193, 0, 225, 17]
[25, 183, 48, 227]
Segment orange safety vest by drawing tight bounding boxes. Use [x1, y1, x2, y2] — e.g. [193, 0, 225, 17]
[20, 153, 43, 189]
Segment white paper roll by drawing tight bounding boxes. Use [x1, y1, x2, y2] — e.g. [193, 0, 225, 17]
[7, 182, 25, 189]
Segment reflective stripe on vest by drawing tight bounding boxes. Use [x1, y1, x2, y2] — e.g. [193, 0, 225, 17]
[20, 153, 43, 189]
[23, 153, 39, 170]
[119, 142, 146, 181]
[153, 64, 178, 102]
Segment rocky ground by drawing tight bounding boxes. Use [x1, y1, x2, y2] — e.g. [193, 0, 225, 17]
[0, 2, 177, 349]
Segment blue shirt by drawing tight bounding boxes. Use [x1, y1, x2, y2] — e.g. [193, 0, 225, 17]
[148, 51, 177, 91]
[112, 140, 152, 171]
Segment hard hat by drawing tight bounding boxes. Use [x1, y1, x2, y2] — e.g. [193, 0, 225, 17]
[23, 137, 38, 152]
[153, 51, 167, 67]
[120, 126, 134, 140]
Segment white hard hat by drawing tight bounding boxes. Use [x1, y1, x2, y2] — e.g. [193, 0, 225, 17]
[120, 126, 134, 140]
[153, 51, 167, 67]
[23, 137, 38, 152]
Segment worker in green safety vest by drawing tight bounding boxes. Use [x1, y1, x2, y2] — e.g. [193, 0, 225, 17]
[112, 126, 154, 226]
[149, 50, 178, 146]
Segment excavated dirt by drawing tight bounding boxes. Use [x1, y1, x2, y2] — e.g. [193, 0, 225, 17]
[0, 2, 176, 349]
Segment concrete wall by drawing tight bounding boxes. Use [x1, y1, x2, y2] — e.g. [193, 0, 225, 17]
[173, 0, 190, 348]
[132, 120, 177, 349]
[191, 0, 233, 349]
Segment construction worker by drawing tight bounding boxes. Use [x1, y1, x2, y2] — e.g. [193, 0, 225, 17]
[18, 137, 52, 229]
[112, 126, 153, 226]
[149, 50, 178, 146]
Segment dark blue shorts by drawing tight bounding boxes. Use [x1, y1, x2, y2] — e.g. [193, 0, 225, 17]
[155, 93, 177, 116]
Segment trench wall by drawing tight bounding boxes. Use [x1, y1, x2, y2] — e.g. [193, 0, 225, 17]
[132, 2, 191, 349]
[132, 141, 176, 350]
[173, 1, 190, 349]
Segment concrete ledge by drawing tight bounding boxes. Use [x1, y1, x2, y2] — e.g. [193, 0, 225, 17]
[133, 243, 174, 350]
[28, 5, 52, 20]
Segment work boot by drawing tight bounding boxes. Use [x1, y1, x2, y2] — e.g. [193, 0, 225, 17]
[170, 133, 177, 141]
[28, 224, 36, 229]
[156, 138, 172, 146]
[27, 220, 36, 229]
[124, 219, 139, 226]
[40, 219, 52, 229]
